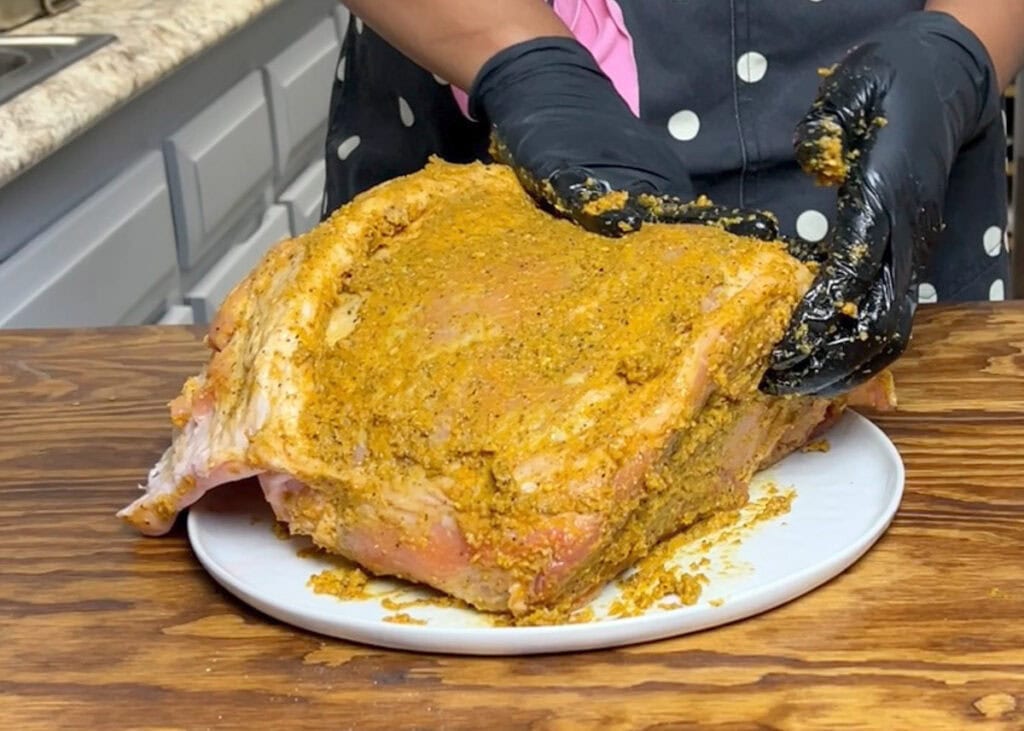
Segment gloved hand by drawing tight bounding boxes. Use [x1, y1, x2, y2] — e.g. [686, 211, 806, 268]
[469, 36, 780, 240]
[761, 11, 1001, 397]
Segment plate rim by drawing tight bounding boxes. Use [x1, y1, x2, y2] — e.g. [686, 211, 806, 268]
[186, 410, 904, 655]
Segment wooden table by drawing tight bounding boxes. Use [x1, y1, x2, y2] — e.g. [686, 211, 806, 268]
[1, 303, 1022, 730]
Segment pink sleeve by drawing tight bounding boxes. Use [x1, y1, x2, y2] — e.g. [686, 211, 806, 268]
[450, 0, 640, 119]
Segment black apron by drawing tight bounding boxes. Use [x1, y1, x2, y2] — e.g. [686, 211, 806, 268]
[321, 3, 1010, 303]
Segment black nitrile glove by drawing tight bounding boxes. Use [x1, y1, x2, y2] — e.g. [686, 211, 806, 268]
[761, 11, 1000, 397]
[469, 37, 780, 240]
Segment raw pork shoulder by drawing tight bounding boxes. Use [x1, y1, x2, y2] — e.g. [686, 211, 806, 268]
[118, 160, 894, 616]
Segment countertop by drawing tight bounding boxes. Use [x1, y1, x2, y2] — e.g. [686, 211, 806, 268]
[1, 303, 1023, 729]
[0, 0, 287, 187]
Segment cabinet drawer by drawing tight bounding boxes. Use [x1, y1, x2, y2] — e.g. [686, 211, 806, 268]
[186, 205, 290, 324]
[279, 159, 325, 236]
[157, 304, 196, 325]
[0, 153, 177, 329]
[265, 18, 339, 183]
[165, 72, 274, 269]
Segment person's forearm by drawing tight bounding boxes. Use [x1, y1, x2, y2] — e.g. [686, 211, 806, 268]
[342, 1, 571, 89]
[927, 0, 1024, 90]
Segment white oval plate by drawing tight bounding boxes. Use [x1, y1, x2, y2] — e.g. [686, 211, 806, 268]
[188, 411, 903, 655]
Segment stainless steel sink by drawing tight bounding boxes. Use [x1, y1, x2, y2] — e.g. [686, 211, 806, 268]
[0, 34, 115, 105]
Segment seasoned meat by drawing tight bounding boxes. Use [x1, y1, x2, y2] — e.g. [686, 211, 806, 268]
[118, 159, 894, 617]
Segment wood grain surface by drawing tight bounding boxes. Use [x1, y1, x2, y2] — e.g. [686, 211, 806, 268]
[1, 303, 1022, 730]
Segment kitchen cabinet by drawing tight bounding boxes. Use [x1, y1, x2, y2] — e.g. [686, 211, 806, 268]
[185, 205, 290, 324]
[157, 304, 196, 326]
[164, 72, 275, 270]
[279, 159, 326, 236]
[265, 18, 339, 184]
[0, 152, 177, 328]
[0, 0, 346, 329]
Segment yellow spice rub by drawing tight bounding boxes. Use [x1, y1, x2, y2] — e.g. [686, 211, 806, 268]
[382, 613, 427, 626]
[300, 483, 797, 624]
[805, 119, 848, 186]
[754, 492, 795, 523]
[255, 159, 817, 617]
[382, 595, 458, 612]
[307, 199, 761, 482]
[308, 566, 371, 600]
[800, 438, 831, 453]
[609, 568, 706, 618]
[611, 484, 796, 616]
[301, 180, 801, 468]
[581, 190, 629, 216]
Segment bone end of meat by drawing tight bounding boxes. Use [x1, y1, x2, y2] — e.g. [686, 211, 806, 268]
[116, 485, 187, 536]
[117, 458, 260, 535]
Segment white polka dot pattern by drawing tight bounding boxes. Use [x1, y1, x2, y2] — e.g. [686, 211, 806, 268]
[983, 226, 1004, 257]
[737, 52, 768, 83]
[398, 96, 415, 127]
[989, 278, 1005, 301]
[918, 282, 937, 304]
[795, 210, 828, 242]
[336, 135, 361, 160]
[667, 109, 700, 141]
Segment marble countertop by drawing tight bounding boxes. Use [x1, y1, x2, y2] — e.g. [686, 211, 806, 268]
[0, 0, 287, 186]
